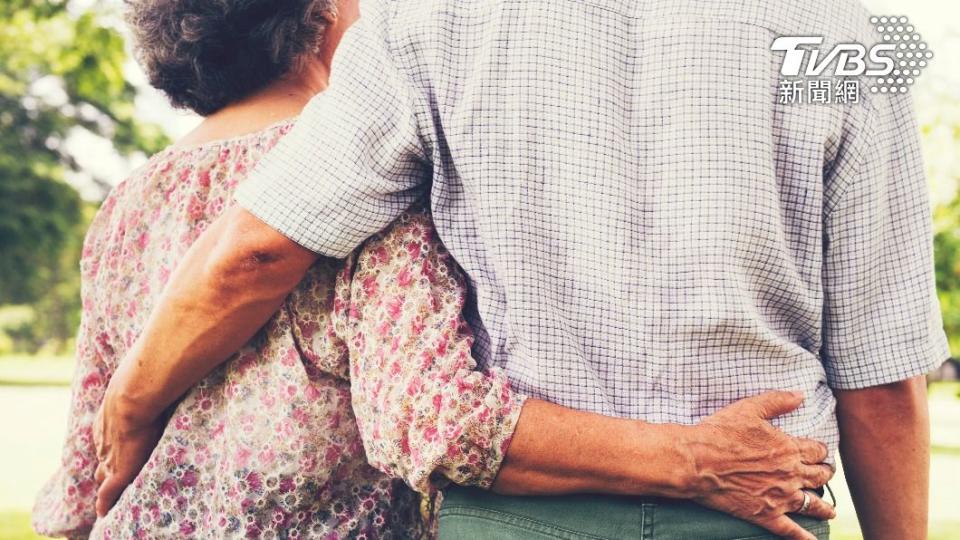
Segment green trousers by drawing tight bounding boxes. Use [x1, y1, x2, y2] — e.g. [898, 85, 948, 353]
[438, 487, 829, 540]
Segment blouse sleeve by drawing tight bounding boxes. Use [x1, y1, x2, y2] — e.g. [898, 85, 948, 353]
[333, 210, 528, 495]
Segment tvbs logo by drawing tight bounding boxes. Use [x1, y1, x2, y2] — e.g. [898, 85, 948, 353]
[772, 37, 894, 76]
[772, 16, 933, 94]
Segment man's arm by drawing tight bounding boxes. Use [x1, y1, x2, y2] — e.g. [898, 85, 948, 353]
[496, 394, 837, 540]
[94, 207, 317, 515]
[106, 207, 318, 416]
[819, 67, 949, 539]
[835, 376, 930, 540]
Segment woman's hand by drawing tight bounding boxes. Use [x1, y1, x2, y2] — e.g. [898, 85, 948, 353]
[92, 384, 164, 518]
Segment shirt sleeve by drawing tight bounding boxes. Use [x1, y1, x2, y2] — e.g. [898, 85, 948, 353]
[333, 210, 528, 496]
[821, 91, 950, 390]
[235, 0, 431, 258]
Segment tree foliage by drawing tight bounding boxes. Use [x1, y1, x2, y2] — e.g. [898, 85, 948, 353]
[919, 86, 960, 358]
[0, 0, 168, 351]
[934, 198, 960, 356]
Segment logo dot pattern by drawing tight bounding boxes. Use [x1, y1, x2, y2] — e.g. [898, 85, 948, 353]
[868, 16, 932, 93]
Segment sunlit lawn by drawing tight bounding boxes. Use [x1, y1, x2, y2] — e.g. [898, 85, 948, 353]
[0, 356, 73, 388]
[1, 358, 958, 539]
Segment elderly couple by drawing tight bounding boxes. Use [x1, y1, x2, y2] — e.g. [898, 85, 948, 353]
[35, 0, 947, 538]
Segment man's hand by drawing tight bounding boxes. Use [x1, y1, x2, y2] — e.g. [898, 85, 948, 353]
[492, 391, 833, 540]
[93, 381, 164, 517]
[685, 391, 836, 540]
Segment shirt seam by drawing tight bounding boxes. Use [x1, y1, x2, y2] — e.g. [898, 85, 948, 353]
[822, 95, 881, 223]
[383, 0, 434, 166]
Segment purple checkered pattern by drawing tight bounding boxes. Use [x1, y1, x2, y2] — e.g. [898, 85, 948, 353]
[236, 0, 949, 455]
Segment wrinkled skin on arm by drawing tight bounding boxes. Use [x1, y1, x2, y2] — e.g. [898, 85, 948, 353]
[94, 207, 318, 515]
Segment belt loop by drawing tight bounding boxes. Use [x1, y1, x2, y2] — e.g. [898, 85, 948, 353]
[824, 482, 837, 508]
[641, 502, 655, 539]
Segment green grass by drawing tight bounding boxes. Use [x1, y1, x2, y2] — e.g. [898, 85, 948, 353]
[831, 523, 960, 540]
[932, 443, 960, 456]
[0, 511, 41, 540]
[0, 356, 73, 387]
[929, 524, 960, 540]
[930, 380, 960, 400]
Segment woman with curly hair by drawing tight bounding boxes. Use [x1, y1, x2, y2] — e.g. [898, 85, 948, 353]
[31, 1, 444, 537]
[31, 0, 578, 537]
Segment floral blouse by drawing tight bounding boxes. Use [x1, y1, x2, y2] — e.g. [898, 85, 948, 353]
[33, 120, 526, 539]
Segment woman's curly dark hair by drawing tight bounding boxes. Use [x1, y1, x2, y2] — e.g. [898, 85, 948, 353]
[127, 0, 337, 116]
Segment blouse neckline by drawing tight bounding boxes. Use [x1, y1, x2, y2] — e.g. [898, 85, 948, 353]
[161, 116, 298, 156]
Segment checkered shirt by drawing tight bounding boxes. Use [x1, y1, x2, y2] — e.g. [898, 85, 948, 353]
[236, 0, 950, 454]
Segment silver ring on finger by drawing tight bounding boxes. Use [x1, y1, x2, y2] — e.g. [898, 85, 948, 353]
[797, 491, 812, 514]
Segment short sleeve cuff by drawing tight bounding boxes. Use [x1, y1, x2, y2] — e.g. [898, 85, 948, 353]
[235, 174, 358, 258]
[824, 334, 951, 390]
[233, 178, 296, 251]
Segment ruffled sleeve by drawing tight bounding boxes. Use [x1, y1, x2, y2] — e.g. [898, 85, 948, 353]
[333, 210, 527, 496]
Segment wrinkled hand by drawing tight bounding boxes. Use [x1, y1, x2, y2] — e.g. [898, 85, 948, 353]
[92, 387, 164, 517]
[687, 391, 836, 540]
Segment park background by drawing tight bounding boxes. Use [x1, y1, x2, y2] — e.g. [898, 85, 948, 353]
[0, 0, 958, 538]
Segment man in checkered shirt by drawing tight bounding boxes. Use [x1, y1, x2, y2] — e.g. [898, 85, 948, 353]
[102, 0, 948, 538]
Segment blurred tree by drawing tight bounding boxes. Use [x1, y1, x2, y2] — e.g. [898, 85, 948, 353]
[934, 198, 960, 356]
[0, 0, 168, 351]
[920, 87, 960, 358]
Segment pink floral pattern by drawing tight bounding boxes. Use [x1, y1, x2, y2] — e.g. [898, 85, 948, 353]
[33, 120, 525, 539]
[334, 211, 528, 497]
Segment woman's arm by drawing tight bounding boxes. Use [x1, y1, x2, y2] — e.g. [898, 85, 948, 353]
[336, 211, 835, 540]
[332, 211, 523, 493]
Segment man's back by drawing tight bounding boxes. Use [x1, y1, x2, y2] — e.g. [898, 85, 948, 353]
[238, 0, 948, 455]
